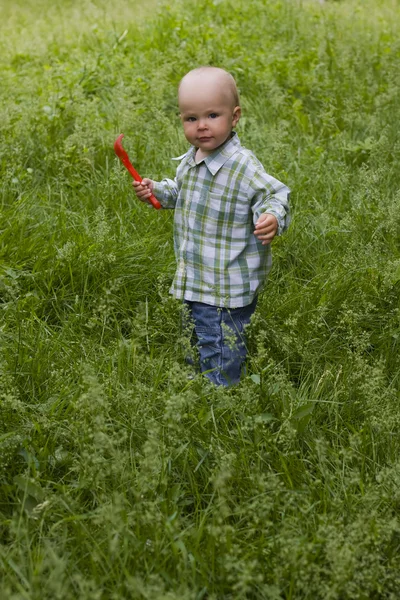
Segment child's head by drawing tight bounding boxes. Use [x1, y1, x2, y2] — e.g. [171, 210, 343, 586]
[178, 66, 241, 156]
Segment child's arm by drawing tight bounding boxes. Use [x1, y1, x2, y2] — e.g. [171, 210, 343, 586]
[132, 177, 179, 208]
[250, 170, 290, 245]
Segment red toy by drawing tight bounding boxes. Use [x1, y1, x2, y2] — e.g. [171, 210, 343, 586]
[114, 134, 161, 210]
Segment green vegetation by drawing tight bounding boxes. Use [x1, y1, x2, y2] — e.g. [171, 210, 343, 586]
[1, 0, 400, 597]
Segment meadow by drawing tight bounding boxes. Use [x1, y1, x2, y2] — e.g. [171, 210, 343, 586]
[1, 0, 400, 597]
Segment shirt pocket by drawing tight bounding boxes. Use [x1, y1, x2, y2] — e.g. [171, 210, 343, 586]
[203, 191, 250, 237]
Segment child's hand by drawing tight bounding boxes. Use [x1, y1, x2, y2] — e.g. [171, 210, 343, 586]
[132, 178, 154, 204]
[254, 213, 278, 245]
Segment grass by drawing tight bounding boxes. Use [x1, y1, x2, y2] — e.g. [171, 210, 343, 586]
[1, 0, 400, 598]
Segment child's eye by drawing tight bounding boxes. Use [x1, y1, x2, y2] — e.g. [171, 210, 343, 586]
[209, 113, 218, 119]
[187, 116, 197, 122]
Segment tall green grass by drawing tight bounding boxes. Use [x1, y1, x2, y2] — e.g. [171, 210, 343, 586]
[1, 0, 400, 598]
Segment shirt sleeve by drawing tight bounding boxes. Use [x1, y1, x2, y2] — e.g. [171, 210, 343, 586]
[249, 169, 291, 236]
[152, 178, 179, 209]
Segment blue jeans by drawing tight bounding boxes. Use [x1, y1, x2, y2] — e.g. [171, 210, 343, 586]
[183, 297, 257, 387]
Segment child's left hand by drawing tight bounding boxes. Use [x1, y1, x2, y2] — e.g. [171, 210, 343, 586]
[254, 213, 278, 245]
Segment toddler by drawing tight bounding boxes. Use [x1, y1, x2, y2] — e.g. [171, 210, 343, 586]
[133, 66, 290, 386]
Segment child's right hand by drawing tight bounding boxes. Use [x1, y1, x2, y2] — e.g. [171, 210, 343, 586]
[132, 178, 154, 204]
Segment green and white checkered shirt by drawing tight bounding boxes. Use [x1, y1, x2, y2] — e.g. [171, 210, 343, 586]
[153, 133, 290, 308]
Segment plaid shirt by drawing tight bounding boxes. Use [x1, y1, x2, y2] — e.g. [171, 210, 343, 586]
[153, 133, 290, 308]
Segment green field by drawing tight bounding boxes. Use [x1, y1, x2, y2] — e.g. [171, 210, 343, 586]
[1, 0, 400, 597]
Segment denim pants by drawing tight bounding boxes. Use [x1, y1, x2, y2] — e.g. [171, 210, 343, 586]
[183, 297, 257, 387]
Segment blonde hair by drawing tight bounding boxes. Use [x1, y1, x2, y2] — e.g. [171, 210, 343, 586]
[179, 66, 240, 107]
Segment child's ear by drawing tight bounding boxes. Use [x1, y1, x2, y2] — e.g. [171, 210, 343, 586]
[232, 106, 241, 127]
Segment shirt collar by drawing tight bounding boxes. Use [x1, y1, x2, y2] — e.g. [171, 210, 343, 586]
[172, 132, 242, 175]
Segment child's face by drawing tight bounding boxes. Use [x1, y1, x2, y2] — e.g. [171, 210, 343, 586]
[179, 77, 240, 156]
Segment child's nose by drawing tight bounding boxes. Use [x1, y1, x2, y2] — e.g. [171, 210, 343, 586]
[197, 119, 208, 130]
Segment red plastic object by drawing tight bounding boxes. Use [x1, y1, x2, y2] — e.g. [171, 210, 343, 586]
[114, 134, 161, 210]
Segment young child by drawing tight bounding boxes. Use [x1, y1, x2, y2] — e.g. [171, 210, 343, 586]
[133, 66, 290, 386]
